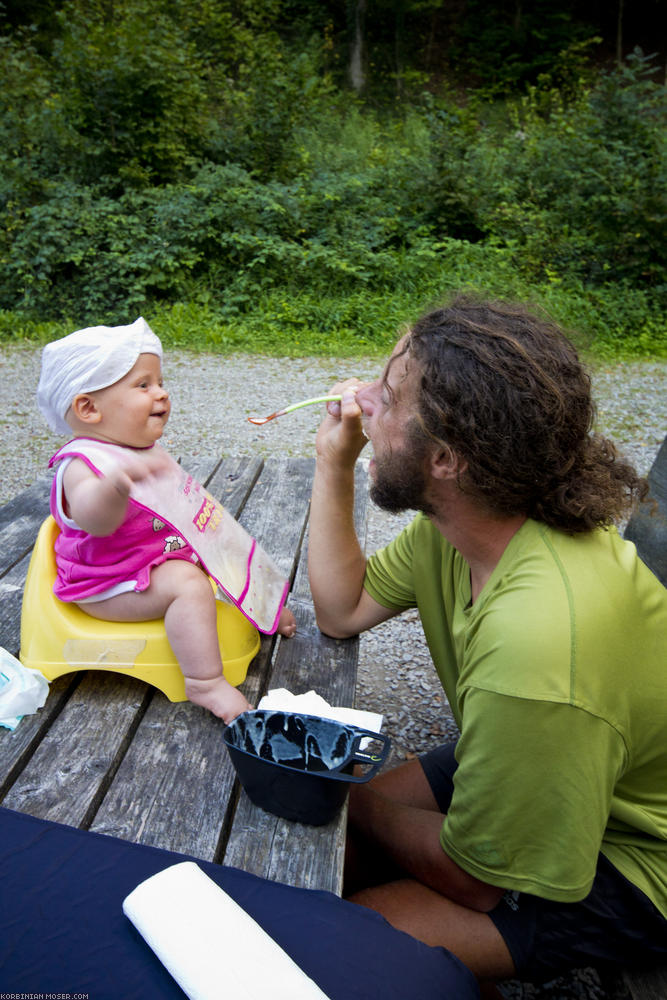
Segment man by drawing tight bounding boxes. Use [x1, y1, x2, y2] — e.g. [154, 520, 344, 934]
[307, 295, 667, 988]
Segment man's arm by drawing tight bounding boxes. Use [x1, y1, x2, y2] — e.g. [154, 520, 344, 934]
[308, 386, 397, 638]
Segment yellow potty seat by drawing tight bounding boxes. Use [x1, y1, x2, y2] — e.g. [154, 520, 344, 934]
[20, 517, 260, 701]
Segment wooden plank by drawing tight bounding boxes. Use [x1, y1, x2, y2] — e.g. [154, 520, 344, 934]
[237, 456, 314, 584]
[0, 473, 52, 532]
[203, 454, 263, 511]
[2, 671, 151, 826]
[222, 600, 361, 893]
[235, 455, 318, 710]
[0, 550, 32, 656]
[88, 632, 277, 858]
[223, 461, 369, 892]
[87, 457, 315, 857]
[0, 475, 51, 575]
[268, 599, 359, 708]
[88, 695, 239, 857]
[624, 965, 667, 1000]
[225, 787, 348, 895]
[290, 462, 368, 604]
[183, 454, 263, 508]
[0, 675, 78, 798]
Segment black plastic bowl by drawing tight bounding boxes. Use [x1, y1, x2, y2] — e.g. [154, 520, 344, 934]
[223, 709, 391, 825]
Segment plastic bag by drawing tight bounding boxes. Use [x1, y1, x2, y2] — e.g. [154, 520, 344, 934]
[0, 648, 49, 731]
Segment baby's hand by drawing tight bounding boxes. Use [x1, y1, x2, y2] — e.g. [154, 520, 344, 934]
[63, 447, 172, 536]
[110, 446, 172, 496]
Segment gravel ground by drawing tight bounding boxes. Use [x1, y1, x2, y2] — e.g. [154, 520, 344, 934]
[2, 344, 666, 1000]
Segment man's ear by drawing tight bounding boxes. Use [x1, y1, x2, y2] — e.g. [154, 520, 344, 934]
[70, 393, 102, 425]
[431, 445, 466, 481]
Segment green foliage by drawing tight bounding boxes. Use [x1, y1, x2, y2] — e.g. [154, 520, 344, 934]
[50, 0, 209, 189]
[0, 1, 665, 360]
[457, 50, 667, 291]
[3, 260, 663, 360]
[448, 0, 599, 95]
[1, 120, 443, 322]
[0, 34, 72, 200]
[1, 181, 203, 320]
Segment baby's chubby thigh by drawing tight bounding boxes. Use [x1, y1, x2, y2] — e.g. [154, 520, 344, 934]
[147, 558, 219, 625]
[78, 558, 215, 625]
[149, 558, 223, 651]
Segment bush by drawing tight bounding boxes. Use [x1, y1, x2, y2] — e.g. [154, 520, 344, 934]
[0, 12, 665, 360]
[50, 1, 209, 189]
[460, 51, 666, 294]
[0, 181, 204, 320]
[0, 34, 73, 203]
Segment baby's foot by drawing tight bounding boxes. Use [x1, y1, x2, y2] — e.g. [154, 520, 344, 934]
[278, 606, 297, 638]
[184, 675, 251, 723]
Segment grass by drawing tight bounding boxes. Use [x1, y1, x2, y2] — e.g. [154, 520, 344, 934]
[0, 249, 665, 362]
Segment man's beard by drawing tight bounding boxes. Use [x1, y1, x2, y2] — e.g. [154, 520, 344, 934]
[369, 432, 435, 516]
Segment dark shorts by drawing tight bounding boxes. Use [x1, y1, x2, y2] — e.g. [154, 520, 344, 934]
[421, 742, 667, 982]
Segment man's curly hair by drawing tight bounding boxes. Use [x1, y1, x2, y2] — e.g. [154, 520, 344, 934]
[402, 294, 647, 533]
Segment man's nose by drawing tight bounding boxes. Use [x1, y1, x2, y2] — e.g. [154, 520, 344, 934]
[355, 382, 377, 415]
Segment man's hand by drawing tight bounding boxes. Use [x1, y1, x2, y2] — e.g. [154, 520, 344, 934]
[315, 378, 369, 470]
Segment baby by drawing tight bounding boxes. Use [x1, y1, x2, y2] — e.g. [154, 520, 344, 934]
[37, 317, 296, 723]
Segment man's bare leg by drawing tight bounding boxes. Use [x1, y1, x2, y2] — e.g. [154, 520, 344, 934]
[345, 758, 515, 981]
[345, 756, 442, 894]
[350, 878, 514, 980]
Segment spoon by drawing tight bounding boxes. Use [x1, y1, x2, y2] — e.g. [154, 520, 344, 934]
[247, 394, 343, 426]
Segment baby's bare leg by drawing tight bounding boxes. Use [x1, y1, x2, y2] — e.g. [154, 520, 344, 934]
[77, 560, 251, 722]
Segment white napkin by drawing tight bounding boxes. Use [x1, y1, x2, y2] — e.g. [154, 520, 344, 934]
[123, 861, 331, 1000]
[0, 647, 49, 731]
[258, 688, 383, 737]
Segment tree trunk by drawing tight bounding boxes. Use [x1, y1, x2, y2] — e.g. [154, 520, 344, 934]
[395, 4, 404, 98]
[349, 0, 367, 92]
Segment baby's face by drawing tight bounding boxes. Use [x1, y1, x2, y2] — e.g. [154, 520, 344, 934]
[88, 353, 170, 448]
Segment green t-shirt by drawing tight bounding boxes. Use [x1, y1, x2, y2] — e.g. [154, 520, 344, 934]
[364, 515, 667, 915]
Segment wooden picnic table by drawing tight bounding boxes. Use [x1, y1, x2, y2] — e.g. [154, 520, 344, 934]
[0, 454, 368, 896]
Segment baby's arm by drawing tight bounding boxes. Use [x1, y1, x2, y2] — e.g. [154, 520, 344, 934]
[62, 450, 168, 536]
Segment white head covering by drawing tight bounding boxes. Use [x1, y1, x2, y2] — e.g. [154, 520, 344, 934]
[37, 317, 162, 435]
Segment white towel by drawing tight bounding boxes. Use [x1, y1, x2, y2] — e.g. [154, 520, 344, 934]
[258, 688, 383, 736]
[123, 862, 331, 1000]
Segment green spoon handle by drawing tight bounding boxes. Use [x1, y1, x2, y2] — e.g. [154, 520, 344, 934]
[282, 394, 343, 414]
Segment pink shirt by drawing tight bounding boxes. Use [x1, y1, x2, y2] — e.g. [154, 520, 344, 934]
[50, 447, 197, 602]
